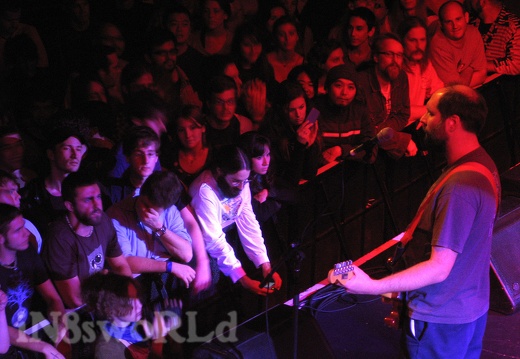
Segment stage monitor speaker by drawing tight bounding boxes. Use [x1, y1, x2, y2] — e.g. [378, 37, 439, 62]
[192, 304, 334, 359]
[490, 196, 520, 314]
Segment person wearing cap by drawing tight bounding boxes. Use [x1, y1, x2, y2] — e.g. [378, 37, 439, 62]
[314, 64, 376, 164]
[21, 125, 87, 237]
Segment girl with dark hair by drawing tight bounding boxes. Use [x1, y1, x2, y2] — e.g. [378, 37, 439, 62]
[266, 16, 304, 83]
[307, 39, 345, 96]
[260, 80, 320, 186]
[287, 64, 322, 103]
[343, 7, 377, 69]
[231, 22, 275, 85]
[167, 105, 211, 187]
[192, 0, 234, 56]
[238, 131, 296, 224]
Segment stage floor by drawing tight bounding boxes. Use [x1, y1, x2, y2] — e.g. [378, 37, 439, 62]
[304, 287, 520, 358]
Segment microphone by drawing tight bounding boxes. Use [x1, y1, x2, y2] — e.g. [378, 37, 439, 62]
[350, 127, 395, 156]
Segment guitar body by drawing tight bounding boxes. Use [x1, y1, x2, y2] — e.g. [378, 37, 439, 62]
[327, 260, 354, 286]
[382, 292, 405, 329]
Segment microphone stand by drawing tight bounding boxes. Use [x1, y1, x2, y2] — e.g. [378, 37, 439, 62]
[259, 241, 306, 359]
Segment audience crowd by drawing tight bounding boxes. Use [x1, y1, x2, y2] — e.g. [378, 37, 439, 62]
[0, 0, 519, 357]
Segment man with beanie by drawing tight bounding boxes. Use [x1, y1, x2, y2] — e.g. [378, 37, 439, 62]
[314, 64, 375, 164]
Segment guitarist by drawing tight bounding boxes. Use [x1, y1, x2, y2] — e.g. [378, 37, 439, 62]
[341, 84, 500, 359]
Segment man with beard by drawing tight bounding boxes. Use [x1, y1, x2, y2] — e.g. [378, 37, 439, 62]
[42, 172, 131, 308]
[145, 28, 201, 118]
[341, 85, 500, 358]
[189, 145, 282, 295]
[398, 17, 444, 124]
[429, 0, 487, 87]
[356, 33, 417, 158]
[21, 125, 88, 237]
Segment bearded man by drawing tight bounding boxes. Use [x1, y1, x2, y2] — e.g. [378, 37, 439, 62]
[356, 33, 418, 158]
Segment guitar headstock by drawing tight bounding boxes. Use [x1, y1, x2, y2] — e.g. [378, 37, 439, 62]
[328, 260, 354, 287]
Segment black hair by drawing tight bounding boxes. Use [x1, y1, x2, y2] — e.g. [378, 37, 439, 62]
[62, 172, 99, 203]
[205, 75, 237, 103]
[140, 171, 182, 209]
[307, 39, 343, 69]
[122, 126, 160, 157]
[0, 203, 22, 237]
[210, 145, 250, 175]
[145, 28, 177, 55]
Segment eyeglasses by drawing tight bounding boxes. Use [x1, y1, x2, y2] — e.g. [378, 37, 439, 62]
[213, 98, 236, 107]
[230, 179, 251, 187]
[152, 48, 178, 57]
[0, 187, 19, 196]
[378, 51, 404, 59]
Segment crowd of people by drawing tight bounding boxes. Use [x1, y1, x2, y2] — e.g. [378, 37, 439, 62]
[0, 0, 518, 358]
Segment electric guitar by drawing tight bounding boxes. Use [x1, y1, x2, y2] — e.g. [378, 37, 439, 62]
[327, 259, 403, 330]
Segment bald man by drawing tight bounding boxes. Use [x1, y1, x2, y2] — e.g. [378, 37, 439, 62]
[342, 85, 500, 358]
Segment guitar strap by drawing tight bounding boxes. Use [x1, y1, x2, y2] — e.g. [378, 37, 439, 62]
[388, 161, 499, 268]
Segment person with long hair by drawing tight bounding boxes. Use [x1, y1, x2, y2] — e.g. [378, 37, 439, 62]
[307, 39, 345, 96]
[260, 80, 320, 186]
[168, 105, 211, 187]
[189, 145, 282, 296]
[266, 16, 304, 83]
[231, 22, 274, 85]
[287, 64, 322, 104]
[238, 131, 296, 224]
[192, 0, 234, 56]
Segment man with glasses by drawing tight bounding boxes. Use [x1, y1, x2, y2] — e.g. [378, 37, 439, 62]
[42, 172, 131, 309]
[429, 0, 486, 87]
[204, 75, 253, 149]
[189, 145, 282, 296]
[356, 33, 418, 158]
[145, 28, 201, 116]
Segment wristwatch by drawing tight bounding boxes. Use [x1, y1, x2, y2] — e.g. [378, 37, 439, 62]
[154, 225, 167, 237]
